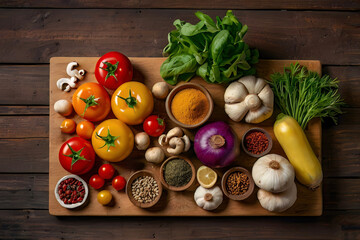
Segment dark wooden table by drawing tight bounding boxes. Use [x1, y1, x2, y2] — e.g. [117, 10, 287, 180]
[0, 1, 359, 239]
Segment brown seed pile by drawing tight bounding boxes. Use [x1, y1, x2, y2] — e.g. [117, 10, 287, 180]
[131, 176, 159, 203]
[226, 171, 250, 195]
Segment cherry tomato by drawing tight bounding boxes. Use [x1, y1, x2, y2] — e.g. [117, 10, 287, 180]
[59, 137, 95, 175]
[89, 174, 105, 190]
[76, 120, 95, 139]
[60, 119, 76, 134]
[112, 176, 126, 191]
[98, 164, 115, 179]
[143, 115, 166, 137]
[95, 51, 133, 90]
[72, 82, 111, 122]
[97, 190, 112, 205]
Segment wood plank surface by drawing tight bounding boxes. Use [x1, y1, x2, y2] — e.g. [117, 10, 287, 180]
[49, 57, 322, 216]
[1, 65, 359, 107]
[0, 10, 358, 65]
[1, 0, 359, 10]
[0, 209, 359, 240]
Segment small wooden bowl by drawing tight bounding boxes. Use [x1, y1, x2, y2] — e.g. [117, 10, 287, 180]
[241, 127, 273, 158]
[221, 167, 255, 201]
[165, 83, 214, 129]
[160, 156, 196, 191]
[126, 170, 163, 208]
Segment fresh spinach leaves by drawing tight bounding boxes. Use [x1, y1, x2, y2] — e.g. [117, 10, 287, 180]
[160, 10, 259, 85]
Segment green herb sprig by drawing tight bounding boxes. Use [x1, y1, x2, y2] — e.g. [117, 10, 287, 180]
[269, 63, 345, 129]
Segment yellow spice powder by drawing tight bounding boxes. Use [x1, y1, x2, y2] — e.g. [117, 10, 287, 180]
[171, 88, 209, 125]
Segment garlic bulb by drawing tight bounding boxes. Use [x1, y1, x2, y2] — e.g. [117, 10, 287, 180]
[224, 76, 274, 123]
[257, 181, 297, 212]
[194, 186, 223, 211]
[252, 154, 295, 193]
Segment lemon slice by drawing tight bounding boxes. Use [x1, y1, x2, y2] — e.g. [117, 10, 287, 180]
[197, 166, 217, 188]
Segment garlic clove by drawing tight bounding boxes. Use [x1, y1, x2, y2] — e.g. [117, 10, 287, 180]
[258, 84, 274, 108]
[245, 106, 273, 124]
[224, 101, 248, 122]
[253, 77, 267, 94]
[224, 81, 248, 103]
[238, 75, 256, 94]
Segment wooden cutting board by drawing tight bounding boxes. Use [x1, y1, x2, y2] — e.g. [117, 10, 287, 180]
[49, 57, 322, 216]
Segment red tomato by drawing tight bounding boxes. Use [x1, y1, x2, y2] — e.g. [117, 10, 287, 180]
[89, 174, 105, 189]
[59, 137, 95, 175]
[112, 176, 126, 191]
[143, 115, 166, 137]
[95, 51, 133, 90]
[98, 164, 115, 179]
[76, 120, 95, 139]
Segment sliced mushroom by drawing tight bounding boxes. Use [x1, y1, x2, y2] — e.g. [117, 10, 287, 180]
[182, 135, 191, 152]
[165, 127, 183, 142]
[158, 134, 167, 146]
[56, 77, 78, 92]
[167, 137, 185, 155]
[66, 62, 86, 80]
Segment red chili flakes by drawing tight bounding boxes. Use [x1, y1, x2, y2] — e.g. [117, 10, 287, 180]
[58, 178, 85, 204]
[244, 131, 269, 155]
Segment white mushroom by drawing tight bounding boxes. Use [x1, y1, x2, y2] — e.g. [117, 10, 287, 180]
[135, 132, 150, 150]
[145, 147, 165, 164]
[66, 62, 86, 80]
[54, 99, 73, 116]
[181, 135, 191, 152]
[224, 76, 274, 123]
[167, 137, 185, 155]
[56, 76, 78, 92]
[165, 127, 183, 142]
[152, 82, 169, 99]
[158, 134, 167, 146]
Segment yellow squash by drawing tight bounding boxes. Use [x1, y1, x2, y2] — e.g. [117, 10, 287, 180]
[274, 114, 322, 189]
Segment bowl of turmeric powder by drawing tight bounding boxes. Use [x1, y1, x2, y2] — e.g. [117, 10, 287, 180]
[165, 83, 213, 129]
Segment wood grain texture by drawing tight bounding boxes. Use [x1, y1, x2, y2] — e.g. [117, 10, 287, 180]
[0, 116, 48, 138]
[0, 10, 358, 65]
[0, 65, 49, 105]
[0, 106, 49, 115]
[1, 65, 359, 107]
[1, 0, 359, 10]
[0, 209, 359, 239]
[48, 57, 322, 216]
[0, 174, 358, 211]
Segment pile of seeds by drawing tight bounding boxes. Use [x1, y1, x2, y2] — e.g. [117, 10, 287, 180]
[131, 176, 159, 203]
[58, 177, 85, 204]
[226, 172, 250, 195]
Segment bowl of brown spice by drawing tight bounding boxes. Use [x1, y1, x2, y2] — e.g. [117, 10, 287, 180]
[160, 156, 196, 191]
[221, 167, 255, 201]
[126, 170, 163, 208]
[165, 83, 214, 129]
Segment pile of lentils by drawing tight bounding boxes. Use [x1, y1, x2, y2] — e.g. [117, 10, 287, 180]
[131, 176, 159, 203]
[226, 171, 250, 195]
[57, 177, 85, 204]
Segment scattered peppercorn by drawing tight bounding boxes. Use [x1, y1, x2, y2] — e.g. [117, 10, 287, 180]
[58, 178, 85, 204]
[226, 171, 250, 195]
[244, 131, 269, 155]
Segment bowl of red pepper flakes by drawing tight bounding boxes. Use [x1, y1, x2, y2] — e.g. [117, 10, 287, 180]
[241, 128, 273, 158]
[54, 175, 89, 209]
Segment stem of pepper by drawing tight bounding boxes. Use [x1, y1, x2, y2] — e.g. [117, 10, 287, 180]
[117, 89, 137, 109]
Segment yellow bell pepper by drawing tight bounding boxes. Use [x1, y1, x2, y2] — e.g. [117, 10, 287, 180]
[111, 81, 154, 125]
[92, 119, 134, 162]
[274, 114, 323, 189]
